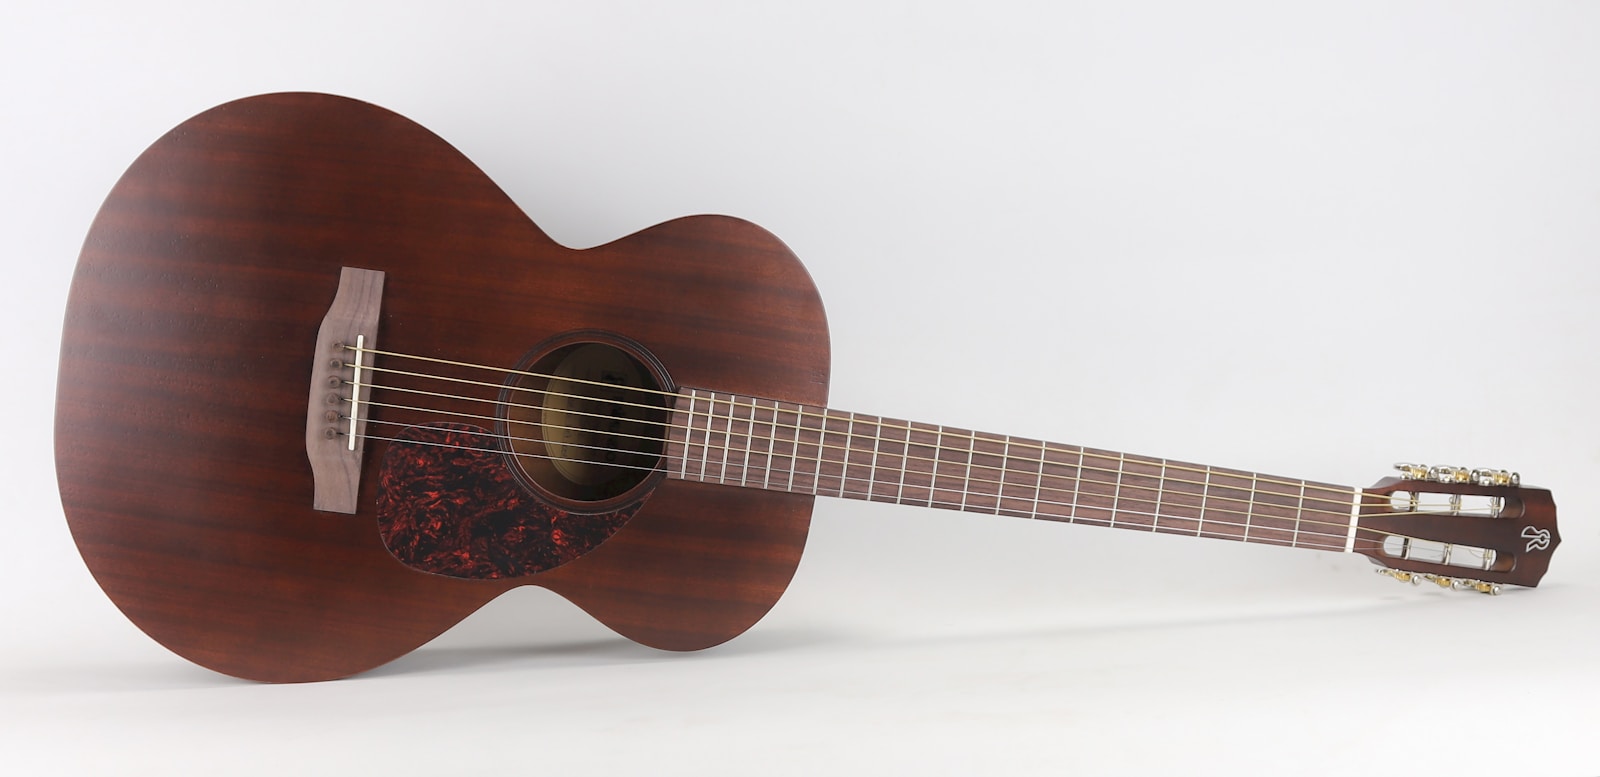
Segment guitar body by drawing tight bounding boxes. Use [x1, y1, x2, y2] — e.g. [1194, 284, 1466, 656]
[55, 93, 830, 682]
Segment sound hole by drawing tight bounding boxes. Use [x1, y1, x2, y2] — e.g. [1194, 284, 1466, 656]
[502, 342, 671, 503]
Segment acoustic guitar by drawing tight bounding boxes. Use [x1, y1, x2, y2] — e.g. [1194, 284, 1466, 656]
[56, 93, 1560, 683]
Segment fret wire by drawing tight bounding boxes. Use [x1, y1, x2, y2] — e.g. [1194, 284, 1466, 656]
[721, 392, 735, 484]
[837, 411, 851, 498]
[817, 411, 831, 497]
[732, 394, 742, 486]
[723, 394, 732, 486]
[698, 392, 712, 481]
[794, 405, 809, 495]
[765, 401, 779, 489]
[868, 413, 881, 502]
[1154, 459, 1168, 533]
[894, 420, 908, 504]
[997, 435, 1011, 516]
[843, 412, 856, 499]
[721, 393, 735, 485]
[708, 393, 722, 484]
[921, 422, 940, 508]
[675, 390, 690, 476]
[948, 427, 961, 510]
[957, 428, 973, 510]
[810, 403, 825, 495]
[1030, 444, 1045, 520]
[1109, 452, 1126, 528]
[1068, 447, 1081, 523]
[717, 394, 729, 485]
[1244, 473, 1257, 543]
[786, 401, 800, 492]
[961, 430, 973, 512]
[739, 394, 754, 488]
[810, 408, 825, 496]
[794, 407, 806, 491]
[691, 390, 701, 479]
[755, 398, 768, 489]
[704, 391, 718, 481]
[680, 390, 695, 479]
[1344, 490, 1363, 552]
[1286, 479, 1299, 546]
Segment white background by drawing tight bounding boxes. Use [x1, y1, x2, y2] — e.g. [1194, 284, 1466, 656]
[4, 1, 1597, 774]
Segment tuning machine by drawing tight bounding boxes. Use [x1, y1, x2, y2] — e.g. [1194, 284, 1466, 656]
[1393, 463, 1519, 488]
[1374, 567, 1502, 596]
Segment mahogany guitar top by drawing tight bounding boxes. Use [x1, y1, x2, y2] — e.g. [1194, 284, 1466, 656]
[56, 93, 831, 682]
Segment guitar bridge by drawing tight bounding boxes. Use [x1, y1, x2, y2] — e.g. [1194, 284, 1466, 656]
[304, 266, 385, 513]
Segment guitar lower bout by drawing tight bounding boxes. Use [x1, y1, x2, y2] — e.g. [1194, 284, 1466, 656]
[58, 92, 829, 681]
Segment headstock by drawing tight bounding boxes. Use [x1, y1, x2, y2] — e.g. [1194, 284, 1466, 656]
[1356, 463, 1559, 594]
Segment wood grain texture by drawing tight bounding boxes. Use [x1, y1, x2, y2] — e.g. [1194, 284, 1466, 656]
[55, 93, 831, 682]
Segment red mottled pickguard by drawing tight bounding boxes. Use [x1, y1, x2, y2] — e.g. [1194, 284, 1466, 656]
[375, 423, 644, 579]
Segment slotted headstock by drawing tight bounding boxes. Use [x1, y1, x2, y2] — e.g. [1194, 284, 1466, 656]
[1356, 464, 1558, 593]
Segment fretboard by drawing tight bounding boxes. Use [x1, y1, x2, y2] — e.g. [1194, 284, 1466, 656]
[665, 388, 1362, 554]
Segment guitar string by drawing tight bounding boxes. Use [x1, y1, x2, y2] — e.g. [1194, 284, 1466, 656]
[345, 344, 1407, 504]
[344, 369, 1468, 518]
[355, 360, 1383, 513]
[351, 383, 1376, 516]
[342, 350, 1389, 513]
[349, 431, 1352, 553]
[351, 395, 1470, 519]
[346, 410, 1486, 549]
[343, 425, 1445, 554]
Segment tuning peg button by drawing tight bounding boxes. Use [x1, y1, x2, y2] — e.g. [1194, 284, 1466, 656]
[1374, 568, 1503, 595]
[1394, 463, 1430, 480]
[1470, 468, 1520, 487]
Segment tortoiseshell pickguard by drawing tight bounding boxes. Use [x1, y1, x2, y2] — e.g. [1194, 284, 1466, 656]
[375, 423, 644, 579]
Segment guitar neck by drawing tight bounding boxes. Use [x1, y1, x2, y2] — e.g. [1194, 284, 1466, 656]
[666, 388, 1363, 554]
